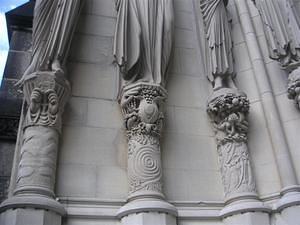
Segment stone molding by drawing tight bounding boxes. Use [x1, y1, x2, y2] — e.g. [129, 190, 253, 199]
[55, 197, 284, 220]
[117, 198, 178, 219]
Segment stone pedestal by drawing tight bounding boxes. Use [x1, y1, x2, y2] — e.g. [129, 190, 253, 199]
[120, 210, 176, 225]
[224, 211, 270, 225]
[117, 83, 177, 225]
[272, 186, 300, 225]
[0, 72, 70, 225]
[0, 208, 61, 225]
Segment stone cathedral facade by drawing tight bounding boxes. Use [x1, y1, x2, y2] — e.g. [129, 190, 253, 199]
[1, 0, 300, 225]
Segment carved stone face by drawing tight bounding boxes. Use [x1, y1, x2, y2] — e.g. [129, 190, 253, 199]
[138, 99, 159, 124]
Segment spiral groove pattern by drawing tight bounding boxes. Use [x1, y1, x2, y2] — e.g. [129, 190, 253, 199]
[129, 144, 162, 193]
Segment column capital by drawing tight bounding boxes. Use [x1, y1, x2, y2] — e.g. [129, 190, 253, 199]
[21, 71, 71, 132]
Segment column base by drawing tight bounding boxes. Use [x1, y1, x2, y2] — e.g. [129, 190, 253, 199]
[120, 211, 177, 225]
[220, 198, 271, 218]
[117, 198, 178, 219]
[223, 211, 270, 225]
[0, 195, 66, 215]
[274, 205, 300, 225]
[273, 187, 300, 225]
[276, 186, 300, 212]
[0, 208, 62, 225]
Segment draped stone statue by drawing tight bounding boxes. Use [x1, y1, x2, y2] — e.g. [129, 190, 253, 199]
[200, 0, 235, 90]
[20, 0, 82, 82]
[254, 0, 300, 67]
[114, 0, 174, 87]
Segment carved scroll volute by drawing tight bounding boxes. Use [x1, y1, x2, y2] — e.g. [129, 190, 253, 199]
[120, 83, 167, 200]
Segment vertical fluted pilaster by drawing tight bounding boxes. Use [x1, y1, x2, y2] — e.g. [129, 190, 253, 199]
[120, 83, 167, 201]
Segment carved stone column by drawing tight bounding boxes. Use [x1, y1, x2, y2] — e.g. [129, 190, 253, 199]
[0, 72, 70, 225]
[207, 88, 270, 221]
[117, 83, 177, 225]
[200, 0, 270, 223]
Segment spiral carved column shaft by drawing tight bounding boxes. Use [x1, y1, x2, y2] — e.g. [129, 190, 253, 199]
[207, 89, 256, 200]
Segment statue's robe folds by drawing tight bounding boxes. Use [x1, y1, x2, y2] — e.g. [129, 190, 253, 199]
[25, 0, 82, 76]
[114, 0, 174, 87]
[255, 0, 300, 66]
[200, 0, 234, 84]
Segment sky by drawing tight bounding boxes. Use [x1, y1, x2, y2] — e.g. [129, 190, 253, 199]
[0, 0, 28, 84]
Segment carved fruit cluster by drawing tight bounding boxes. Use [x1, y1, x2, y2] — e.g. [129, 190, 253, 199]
[121, 84, 166, 140]
[207, 92, 250, 145]
[287, 67, 300, 109]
